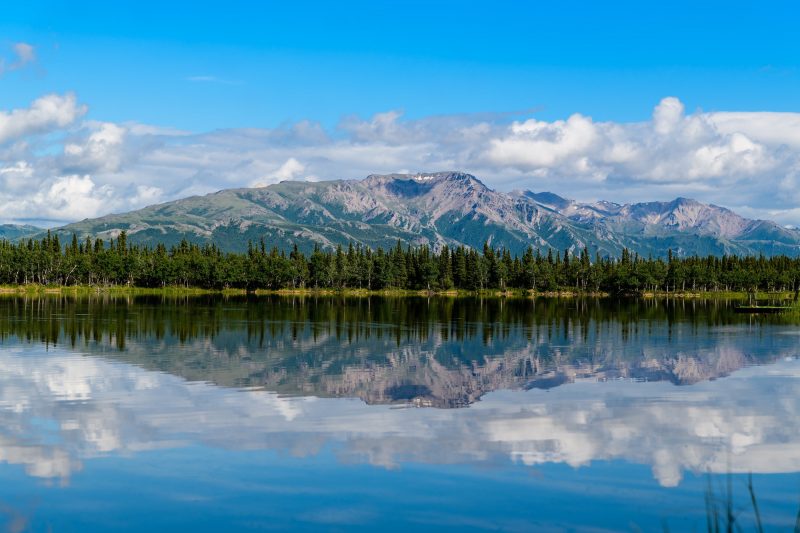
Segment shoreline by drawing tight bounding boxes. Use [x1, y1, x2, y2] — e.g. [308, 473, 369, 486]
[0, 285, 795, 300]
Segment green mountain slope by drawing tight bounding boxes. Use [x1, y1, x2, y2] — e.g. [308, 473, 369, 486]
[0, 224, 43, 241]
[48, 172, 800, 258]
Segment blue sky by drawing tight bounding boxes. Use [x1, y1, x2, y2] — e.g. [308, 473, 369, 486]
[3, 0, 799, 130]
[1, 1, 800, 225]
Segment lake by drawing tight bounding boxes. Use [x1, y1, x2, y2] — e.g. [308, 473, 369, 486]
[0, 295, 798, 532]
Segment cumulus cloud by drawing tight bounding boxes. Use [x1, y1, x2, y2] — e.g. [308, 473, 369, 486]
[3, 94, 800, 225]
[0, 175, 114, 223]
[488, 114, 600, 171]
[0, 93, 86, 145]
[652, 96, 685, 135]
[488, 97, 780, 185]
[483, 98, 800, 220]
[64, 122, 127, 172]
[251, 157, 307, 187]
[712, 111, 800, 148]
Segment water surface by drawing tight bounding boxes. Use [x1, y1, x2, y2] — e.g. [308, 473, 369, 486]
[0, 296, 798, 531]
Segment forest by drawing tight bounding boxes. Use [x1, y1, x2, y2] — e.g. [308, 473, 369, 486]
[2, 231, 800, 294]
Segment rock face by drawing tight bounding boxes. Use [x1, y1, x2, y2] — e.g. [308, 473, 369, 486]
[48, 171, 800, 257]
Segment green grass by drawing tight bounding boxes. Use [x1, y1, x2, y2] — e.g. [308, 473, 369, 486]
[0, 284, 246, 296]
[0, 284, 796, 301]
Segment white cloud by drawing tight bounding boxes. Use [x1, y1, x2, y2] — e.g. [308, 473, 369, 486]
[486, 97, 780, 186]
[64, 122, 126, 172]
[0, 93, 86, 145]
[340, 110, 408, 143]
[35, 175, 114, 220]
[0, 175, 114, 222]
[688, 132, 769, 179]
[480, 97, 800, 221]
[132, 185, 163, 206]
[488, 113, 599, 169]
[251, 157, 307, 187]
[652, 96, 685, 135]
[712, 111, 800, 148]
[4, 94, 800, 225]
[0, 161, 34, 191]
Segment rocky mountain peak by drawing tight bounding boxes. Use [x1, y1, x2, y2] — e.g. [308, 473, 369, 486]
[362, 171, 485, 190]
[39, 171, 800, 258]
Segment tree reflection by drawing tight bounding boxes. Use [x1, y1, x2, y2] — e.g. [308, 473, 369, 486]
[0, 295, 792, 408]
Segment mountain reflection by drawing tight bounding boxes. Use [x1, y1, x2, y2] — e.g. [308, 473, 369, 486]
[0, 295, 793, 407]
[0, 344, 798, 487]
[0, 296, 797, 487]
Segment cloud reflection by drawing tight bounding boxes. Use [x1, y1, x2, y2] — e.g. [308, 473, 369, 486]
[0, 344, 797, 487]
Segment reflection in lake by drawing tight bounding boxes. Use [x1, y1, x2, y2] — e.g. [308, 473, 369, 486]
[0, 296, 793, 406]
[0, 296, 798, 531]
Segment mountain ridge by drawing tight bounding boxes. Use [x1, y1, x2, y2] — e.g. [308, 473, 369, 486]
[43, 171, 800, 258]
[0, 224, 43, 241]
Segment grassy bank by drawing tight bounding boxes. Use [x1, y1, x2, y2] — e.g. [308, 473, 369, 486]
[0, 285, 246, 297]
[644, 290, 798, 300]
[0, 284, 798, 301]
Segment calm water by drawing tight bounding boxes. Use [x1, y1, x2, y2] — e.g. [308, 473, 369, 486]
[0, 296, 798, 532]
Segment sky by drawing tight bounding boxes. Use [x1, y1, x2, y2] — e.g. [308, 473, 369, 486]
[1, 0, 800, 226]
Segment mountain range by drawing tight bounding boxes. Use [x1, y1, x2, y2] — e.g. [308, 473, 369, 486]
[19, 171, 800, 257]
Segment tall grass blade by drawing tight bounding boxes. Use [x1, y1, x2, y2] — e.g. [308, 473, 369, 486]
[726, 471, 734, 533]
[747, 474, 764, 533]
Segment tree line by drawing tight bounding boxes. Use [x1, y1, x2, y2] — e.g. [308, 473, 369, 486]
[2, 231, 800, 294]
